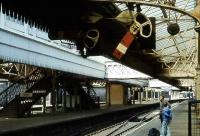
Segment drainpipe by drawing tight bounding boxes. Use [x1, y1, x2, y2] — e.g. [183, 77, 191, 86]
[194, 0, 200, 100]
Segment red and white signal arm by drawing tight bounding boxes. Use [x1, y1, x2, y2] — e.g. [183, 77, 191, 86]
[113, 31, 135, 59]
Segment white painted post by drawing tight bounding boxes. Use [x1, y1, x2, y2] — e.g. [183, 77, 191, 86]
[146, 89, 148, 102]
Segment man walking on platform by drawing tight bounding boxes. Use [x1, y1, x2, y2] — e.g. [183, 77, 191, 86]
[161, 101, 172, 136]
[159, 95, 165, 124]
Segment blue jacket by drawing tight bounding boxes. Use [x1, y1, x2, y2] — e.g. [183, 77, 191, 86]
[162, 106, 172, 123]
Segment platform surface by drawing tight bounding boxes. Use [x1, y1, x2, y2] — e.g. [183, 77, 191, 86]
[127, 100, 188, 136]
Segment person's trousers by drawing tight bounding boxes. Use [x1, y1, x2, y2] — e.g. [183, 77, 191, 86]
[161, 121, 170, 136]
[159, 113, 163, 124]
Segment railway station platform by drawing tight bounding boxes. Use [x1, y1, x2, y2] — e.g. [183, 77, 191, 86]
[0, 100, 184, 136]
[0, 102, 160, 136]
[127, 100, 188, 136]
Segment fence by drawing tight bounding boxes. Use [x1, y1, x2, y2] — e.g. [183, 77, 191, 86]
[188, 100, 200, 136]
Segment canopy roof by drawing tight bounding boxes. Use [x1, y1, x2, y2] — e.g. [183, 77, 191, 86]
[0, 0, 199, 88]
[115, 0, 198, 87]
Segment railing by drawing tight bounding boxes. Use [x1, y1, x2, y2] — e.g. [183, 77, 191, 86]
[0, 69, 44, 108]
[0, 82, 12, 93]
[84, 85, 100, 107]
[188, 100, 200, 136]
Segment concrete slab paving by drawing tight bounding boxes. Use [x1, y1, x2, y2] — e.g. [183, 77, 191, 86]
[126, 100, 188, 136]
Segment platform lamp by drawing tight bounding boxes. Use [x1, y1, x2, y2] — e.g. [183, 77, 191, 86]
[166, 11, 180, 36]
[167, 22, 180, 35]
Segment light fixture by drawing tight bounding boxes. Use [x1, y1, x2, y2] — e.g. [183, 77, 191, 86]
[167, 22, 180, 35]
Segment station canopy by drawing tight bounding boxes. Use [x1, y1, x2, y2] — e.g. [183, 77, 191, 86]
[114, 0, 199, 88]
[0, 0, 199, 89]
[89, 0, 199, 89]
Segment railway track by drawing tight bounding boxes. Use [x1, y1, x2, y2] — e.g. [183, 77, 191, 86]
[86, 102, 179, 136]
